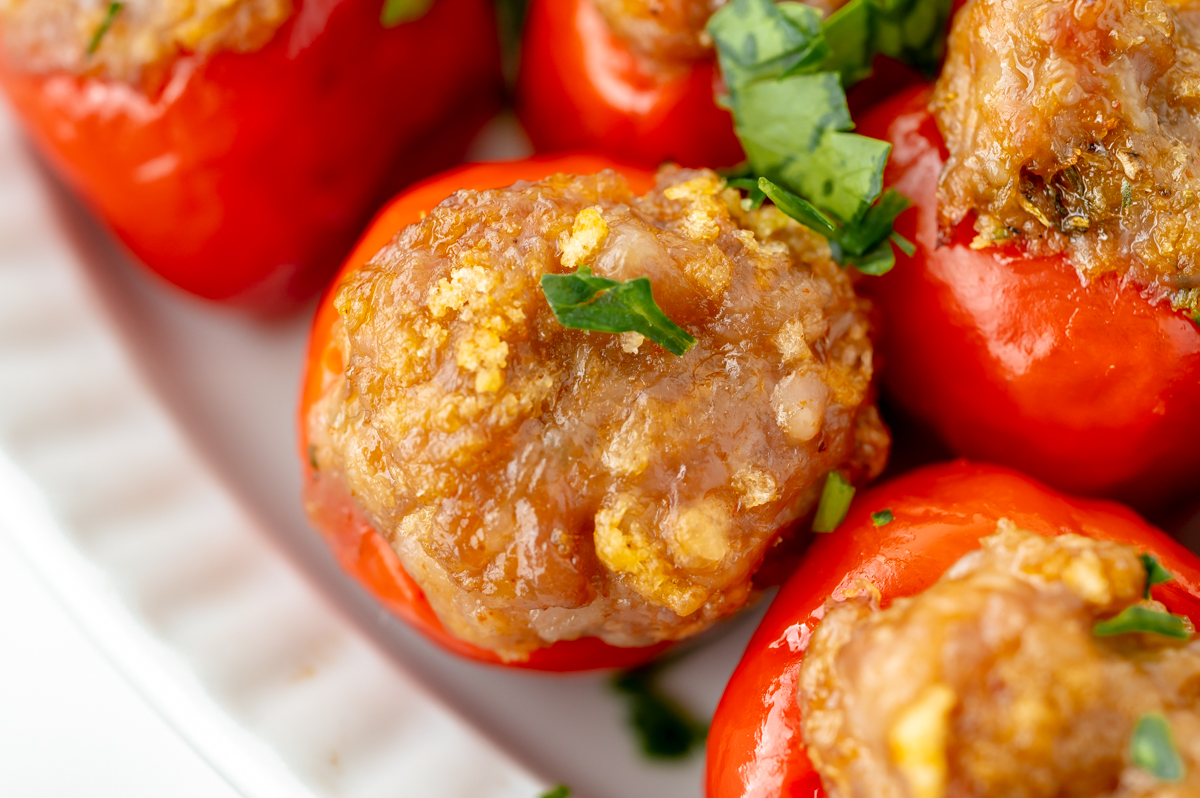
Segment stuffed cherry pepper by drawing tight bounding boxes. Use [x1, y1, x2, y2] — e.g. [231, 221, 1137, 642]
[516, 0, 945, 170]
[0, 0, 502, 310]
[300, 155, 889, 669]
[708, 461, 1200, 798]
[857, 0, 1200, 509]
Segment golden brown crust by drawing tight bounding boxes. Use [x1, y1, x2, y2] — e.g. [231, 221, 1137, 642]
[306, 167, 888, 660]
[933, 0, 1200, 295]
[0, 0, 291, 85]
[592, 0, 723, 64]
[801, 526, 1200, 798]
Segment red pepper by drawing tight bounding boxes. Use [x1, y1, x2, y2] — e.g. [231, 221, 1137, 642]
[855, 86, 1200, 511]
[706, 460, 1200, 798]
[515, 0, 745, 169]
[299, 154, 671, 670]
[515, 0, 925, 171]
[0, 0, 503, 312]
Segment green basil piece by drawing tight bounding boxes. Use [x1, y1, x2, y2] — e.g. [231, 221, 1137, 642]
[871, 508, 894, 526]
[540, 268, 696, 356]
[813, 472, 855, 533]
[1141, 553, 1174, 599]
[708, 0, 942, 274]
[87, 2, 123, 55]
[381, 0, 434, 27]
[1131, 713, 1186, 782]
[612, 666, 708, 760]
[1093, 605, 1191, 640]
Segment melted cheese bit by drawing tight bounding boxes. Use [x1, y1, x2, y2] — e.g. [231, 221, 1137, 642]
[888, 683, 958, 798]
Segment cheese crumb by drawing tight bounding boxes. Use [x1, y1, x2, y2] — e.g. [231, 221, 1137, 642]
[888, 684, 958, 798]
[620, 332, 645, 353]
[733, 468, 778, 508]
[559, 206, 610, 269]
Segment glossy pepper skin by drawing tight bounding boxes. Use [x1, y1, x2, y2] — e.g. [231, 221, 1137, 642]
[300, 154, 672, 670]
[0, 0, 503, 312]
[515, 0, 745, 169]
[706, 460, 1200, 798]
[857, 87, 1200, 511]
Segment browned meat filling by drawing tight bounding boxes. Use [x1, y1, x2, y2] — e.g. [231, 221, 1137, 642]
[593, 0, 849, 66]
[305, 167, 888, 661]
[0, 0, 291, 85]
[801, 525, 1200, 798]
[592, 0, 724, 64]
[934, 0, 1200, 298]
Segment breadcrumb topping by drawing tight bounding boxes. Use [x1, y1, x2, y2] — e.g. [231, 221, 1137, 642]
[0, 0, 291, 85]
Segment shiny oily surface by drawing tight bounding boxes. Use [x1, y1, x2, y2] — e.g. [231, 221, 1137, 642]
[592, 0, 723, 64]
[591, 0, 851, 66]
[802, 526, 1200, 798]
[306, 167, 888, 661]
[0, 0, 291, 85]
[934, 0, 1200, 296]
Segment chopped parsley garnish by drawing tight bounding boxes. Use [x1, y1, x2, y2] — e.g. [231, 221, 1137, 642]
[380, 0, 434, 27]
[612, 663, 708, 759]
[708, 0, 949, 274]
[1093, 605, 1191, 640]
[1141, 553, 1173, 599]
[539, 786, 571, 798]
[871, 508, 894, 526]
[540, 267, 696, 356]
[1131, 713, 1185, 782]
[87, 2, 123, 55]
[813, 471, 855, 533]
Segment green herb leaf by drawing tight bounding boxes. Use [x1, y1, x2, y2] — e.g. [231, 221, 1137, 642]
[1131, 713, 1186, 782]
[870, 0, 953, 72]
[890, 230, 917, 257]
[540, 268, 696, 356]
[381, 0, 434, 27]
[708, 0, 829, 91]
[838, 239, 896, 276]
[871, 508, 894, 526]
[818, 0, 874, 84]
[736, 74, 889, 225]
[813, 471, 855, 533]
[1094, 605, 1191, 640]
[539, 786, 571, 798]
[708, 0, 941, 274]
[726, 177, 767, 210]
[1141, 554, 1174, 600]
[612, 665, 707, 759]
[835, 190, 913, 257]
[758, 178, 837, 237]
[87, 2, 123, 55]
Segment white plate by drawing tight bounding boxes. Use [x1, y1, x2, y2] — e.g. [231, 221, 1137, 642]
[0, 99, 767, 798]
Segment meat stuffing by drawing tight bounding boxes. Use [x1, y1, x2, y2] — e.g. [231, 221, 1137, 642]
[304, 167, 888, 660]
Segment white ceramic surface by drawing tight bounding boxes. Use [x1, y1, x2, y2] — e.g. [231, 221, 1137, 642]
[0, 99, 767, 798]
